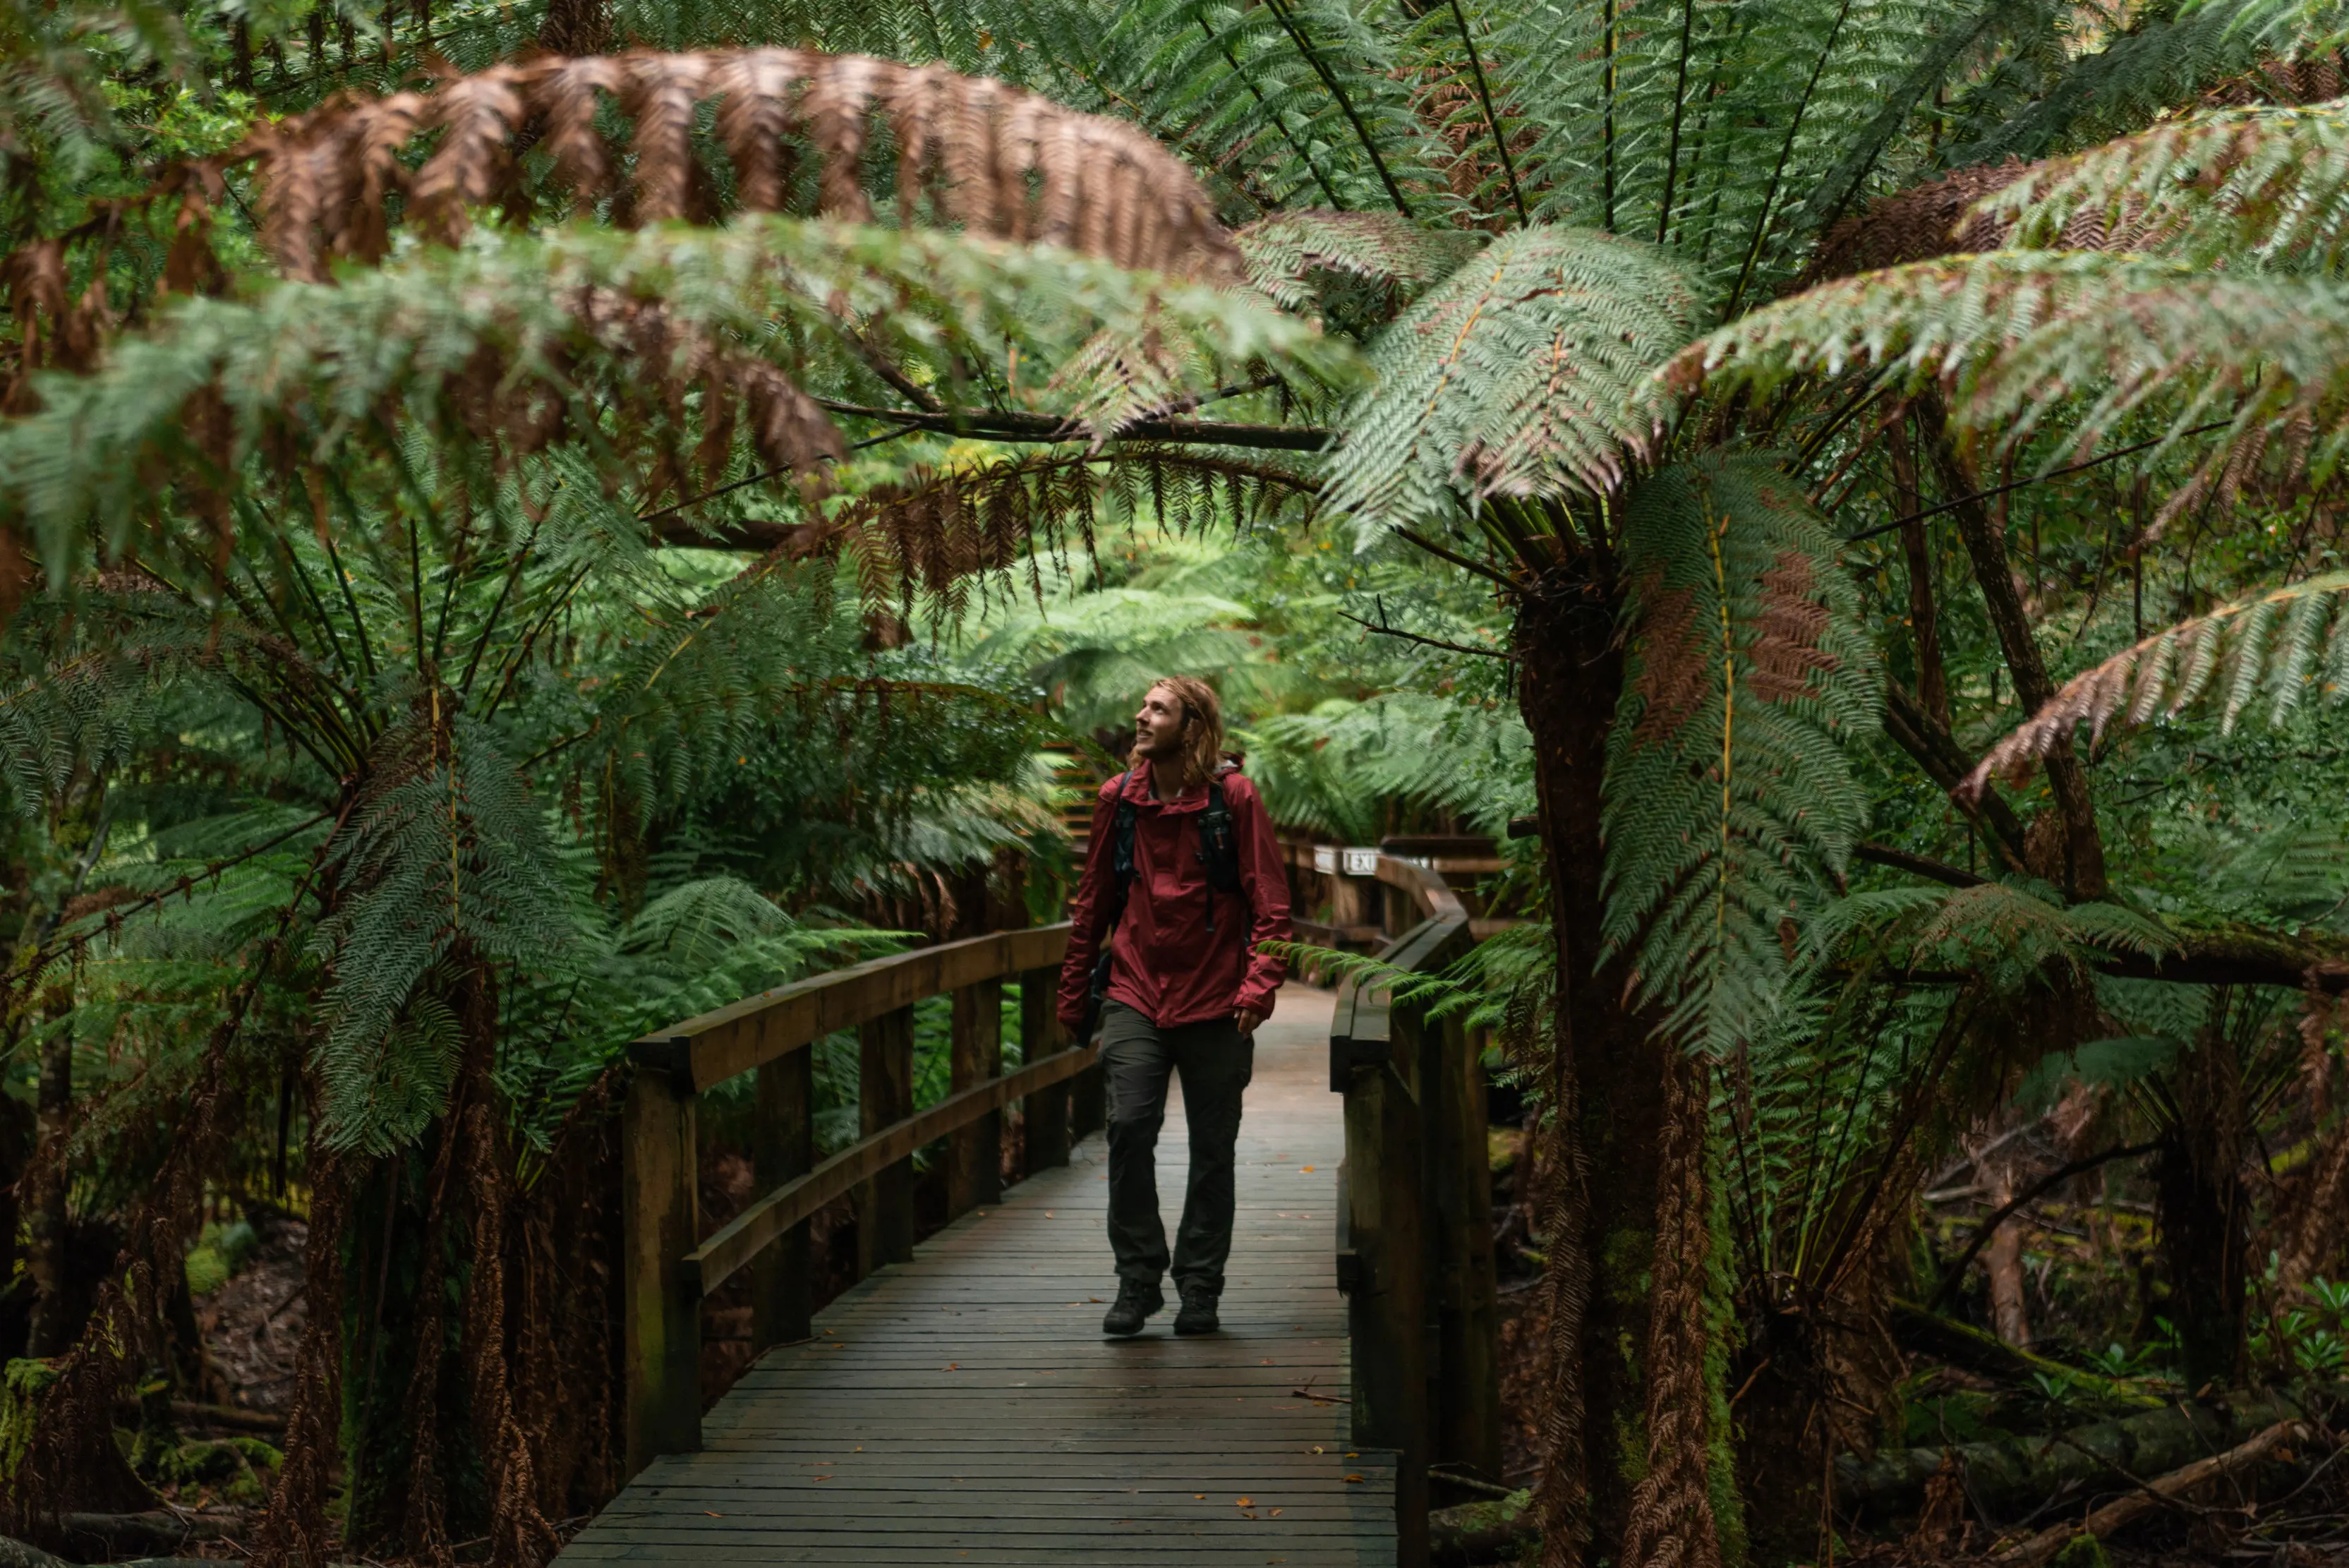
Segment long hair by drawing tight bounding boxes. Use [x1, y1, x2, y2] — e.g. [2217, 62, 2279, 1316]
[1128, 675, 1224, 793]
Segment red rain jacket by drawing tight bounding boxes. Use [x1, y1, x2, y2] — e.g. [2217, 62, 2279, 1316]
[1056, 762, 1293, 1032]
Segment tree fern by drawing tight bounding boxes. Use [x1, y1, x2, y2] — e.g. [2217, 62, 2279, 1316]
[1601, 453, 1876, 1059]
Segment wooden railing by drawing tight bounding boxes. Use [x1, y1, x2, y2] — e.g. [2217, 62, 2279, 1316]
[1327, 871, 1502, 1568]
[619, 922, 1100, 1476]
[1277, 836, 1505, 951]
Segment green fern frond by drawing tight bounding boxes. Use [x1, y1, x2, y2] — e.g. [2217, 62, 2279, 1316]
[1324, 224, 1703, 536]
[1981, 99, 2349, 266]
[1602, 452, 1876, 1059]
[1667, 250, 2349, 512]
[1967, 570, 2349, 792]
[1233, 209, 1483, 318]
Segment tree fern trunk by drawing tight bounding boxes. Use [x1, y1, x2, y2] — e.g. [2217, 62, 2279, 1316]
[2156, 1008, 2248, 1392]
[1516, 565, 1683, 1567]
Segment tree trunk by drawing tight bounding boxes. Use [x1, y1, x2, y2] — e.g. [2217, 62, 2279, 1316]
[25, 995, 73, 1358]
[1981, 1167, 2032, 1349]
[1515, 565, 1683, 1568]
[2156, 1012, 2247, 1392]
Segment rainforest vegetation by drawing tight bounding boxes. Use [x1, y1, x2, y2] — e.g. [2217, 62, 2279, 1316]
[6, 0, 2349, 1561]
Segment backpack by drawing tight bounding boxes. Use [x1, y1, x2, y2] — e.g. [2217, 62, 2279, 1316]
[1084, 769, 1252, 1023]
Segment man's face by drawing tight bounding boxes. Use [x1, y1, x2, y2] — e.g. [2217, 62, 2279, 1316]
[1134, 685, 1188, 759]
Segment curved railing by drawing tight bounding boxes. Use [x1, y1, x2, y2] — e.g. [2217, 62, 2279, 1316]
[619, 922, 1097, 1473]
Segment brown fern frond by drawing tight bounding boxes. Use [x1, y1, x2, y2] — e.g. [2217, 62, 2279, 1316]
[1963, 569, 2349, 797]
[711, 49, 809, 214]
[411, 67, 528, 241]
[31, 50, 1243, 301]
[622, 52, 714, 225]
[531, 56, 624, 205]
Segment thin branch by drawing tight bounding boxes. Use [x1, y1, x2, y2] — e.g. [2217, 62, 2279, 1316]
[1340, 608, 1518, 661]
[1853, 841, 1982, 888]
[1393, 525, 1523, 589]
[814, 400, 1336, 452]
[1841, 421, 2233, 543]
[1925, 1141, 2163, 1313]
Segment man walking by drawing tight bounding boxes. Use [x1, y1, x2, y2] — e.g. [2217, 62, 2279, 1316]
[1058, 677, 1292, 1337]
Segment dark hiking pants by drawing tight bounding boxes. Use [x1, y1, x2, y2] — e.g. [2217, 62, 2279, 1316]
[1100, 1001, 1255, 1296]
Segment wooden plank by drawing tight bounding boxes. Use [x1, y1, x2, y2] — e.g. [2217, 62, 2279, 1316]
[687, 1044, 1100, 1296]
[622, 1066, 702, 1476]
[563, 985, 1393, 1568]
[641, 925, 1071, 1094]
[946, 978, 1003, 1219]
[1430, 1003, 1501, 1483]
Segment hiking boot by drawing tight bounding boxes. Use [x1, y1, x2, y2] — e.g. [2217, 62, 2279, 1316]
[1101, 1278, 1164, 1337]
[1172, 1284, 1221, 1336]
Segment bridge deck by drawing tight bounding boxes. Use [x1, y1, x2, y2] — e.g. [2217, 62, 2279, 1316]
[560, 983, 1396, 1566]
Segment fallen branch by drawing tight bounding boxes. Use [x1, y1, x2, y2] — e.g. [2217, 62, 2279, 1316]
[1991, 1416, 2306, 1567]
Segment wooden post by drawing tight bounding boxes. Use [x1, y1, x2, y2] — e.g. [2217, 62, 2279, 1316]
[858, 1005, 917, 1275]
[948, 979, 1003, 1217]
[621, 1050, 701, 1476]
[1020, 967, 1070, 1174]
[1430, 1004, 1502, 1483]
[751, 1044, 814, 1351]
[1345, 1033, 1429, 1567]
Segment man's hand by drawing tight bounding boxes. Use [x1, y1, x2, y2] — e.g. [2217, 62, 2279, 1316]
[1233, 1008, 1264, 1037]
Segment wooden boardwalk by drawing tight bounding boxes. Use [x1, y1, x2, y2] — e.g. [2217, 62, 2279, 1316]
[560, 983, 1398, 1565]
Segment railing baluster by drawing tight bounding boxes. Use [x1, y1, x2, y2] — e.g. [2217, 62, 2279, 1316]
[1018, 967, 1070, 1173]
[948, 978, 1003, 1218]
[751, 1045, 814, 1349]
[622, 1042, 701, 1476]
[858, 1005, 917, 1275]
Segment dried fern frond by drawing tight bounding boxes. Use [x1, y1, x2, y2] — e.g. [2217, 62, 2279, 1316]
[1979, 99, 2349, 268]
[27, 47, 1243, 297]
[1965, 570, 2349, 796]
[1602, 453, 1876, 1059]
[1233, 209, 1482, 314]
[1324, 224, 1702, 536]
[1665, 250, 2349, 519]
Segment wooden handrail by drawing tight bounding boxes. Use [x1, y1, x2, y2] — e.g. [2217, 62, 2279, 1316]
[621, 920, 1096, 1477]
[686, 1040, 1098, 1294]
[633, 923, 1072, 1093]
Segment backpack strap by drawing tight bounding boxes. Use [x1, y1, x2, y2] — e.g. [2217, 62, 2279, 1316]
[1088, 773, 1142, 1008]
[1194, 778, 1251, 936]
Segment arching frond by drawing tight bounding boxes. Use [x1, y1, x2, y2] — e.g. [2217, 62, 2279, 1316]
[1967, 570, 2349, 793]
[1979, 99, 2349, 266]
[1602, 452, 1876, 1059]
[0, 218, 1348, 584]
[1665, 250, 2349, 513]
[1324, 224, 1702, 536]
[1233, 209, 1482, 315]
[101, 49, 1242, 286]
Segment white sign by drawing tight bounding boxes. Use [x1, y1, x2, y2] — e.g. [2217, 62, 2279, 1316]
[1312, 845, 1338, 875]
[1341, 847, 1380, 877]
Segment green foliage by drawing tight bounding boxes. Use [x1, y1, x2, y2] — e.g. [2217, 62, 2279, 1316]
[1602, 454, 1875, 1059]
[1322, 224, 1702, 535]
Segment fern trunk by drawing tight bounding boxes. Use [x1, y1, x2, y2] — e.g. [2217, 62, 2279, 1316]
[1516, 566, 1696, 1567]
[2156, 1009, 2249, 1392]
